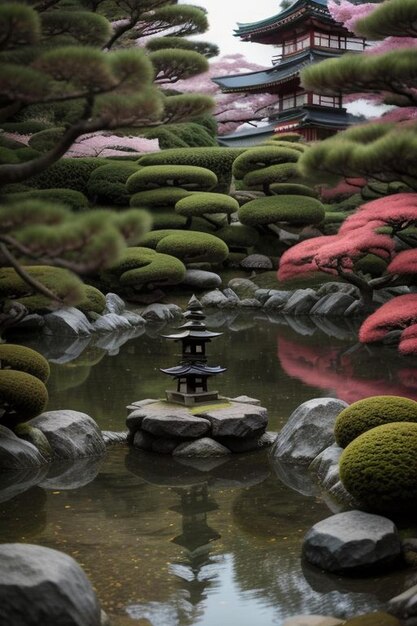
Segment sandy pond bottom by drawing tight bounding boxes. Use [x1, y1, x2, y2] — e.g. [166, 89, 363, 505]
[1, 446, 416, 626]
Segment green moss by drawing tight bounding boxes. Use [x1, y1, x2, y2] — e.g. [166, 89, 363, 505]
[354, 253, 388, 277]
[0, 345, 50, 383]
[130, 187, 191, 209]
[126, 165, 218, 193]
[28, 127, 65, 153]
[87, 163, 139, 206]
[270, 183, 318, 197]
[343, 612, 400, 626]
[0, 369, 48, 425]
[238, 195, 325, 227]
[76, 285, 106, 315]
[140, 229, 229, 264]
[175, 192, 239, 217]
[14, 423, 53, 460]
[5, 188, 89, 211]
[340, 422, 417, 512]
[0, 266, 85, 308]
[335, 395, 417, 448]
[14, 147, 41, 162]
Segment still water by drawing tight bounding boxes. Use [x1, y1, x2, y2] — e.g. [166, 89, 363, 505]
[3, 310, 417, 626]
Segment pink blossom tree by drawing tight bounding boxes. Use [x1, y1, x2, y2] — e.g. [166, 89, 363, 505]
[174, 54, 278, 135]
[359, 294, 417, 343]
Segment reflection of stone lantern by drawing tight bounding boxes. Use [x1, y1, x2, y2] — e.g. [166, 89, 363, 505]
[161, 296, 226, 406]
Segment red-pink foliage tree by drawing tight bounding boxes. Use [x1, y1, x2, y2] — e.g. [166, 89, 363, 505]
[174, 54, 278, 135]
[359, 294, 417, 343]
[399, 324, 417, 355]
[320, 177, 366, 203]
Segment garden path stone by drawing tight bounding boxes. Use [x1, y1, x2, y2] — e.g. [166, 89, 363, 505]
[196, 401, 267, 438]
[0, 543, 102, 626]
[271, 398, 348, 465]
[303, 510, 401, 573]
[0, 425, 46, 469]
[30, 410, 106, 460]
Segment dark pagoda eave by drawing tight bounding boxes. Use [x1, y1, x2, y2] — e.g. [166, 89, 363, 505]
[161, 364, 227, 376]
[162, 330, 222, 340]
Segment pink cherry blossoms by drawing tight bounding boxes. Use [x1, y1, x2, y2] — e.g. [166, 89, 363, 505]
[328, 0, 376, 34]
[64, 133, 160, 157]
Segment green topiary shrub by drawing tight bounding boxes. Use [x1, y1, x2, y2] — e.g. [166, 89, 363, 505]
[243, 164, 300, 189]
[159, 123, 217, 147]
[216, 224, 259, 248]
[232, 146, 300, 179]
[175, 192, 239, 217]
[142, 127, 188, 149]
[137, 147, 246, 193]
[28, 127, 65, 153]
[0, 369, 48, 426]
[0, 344, 50, 383]
[270, 183, 318, 197]
[238, 195, 325, 227]
[140, 229, 228, 264]
[126, 165, 217, 193]
[339, 422, 417, 512]
[75, 285, 106, 316]
[5, 189, 89, 211]
[354, 253, 388, 277]
[1, 121, 52, 134]
[335, 395, 417, 448]
[25, 158, 107, 193]
[0, 147, 19, 165]
[100, 246, 186, 293]
[130, 187, 191, 209]
[14, 147, 41, 162]
[87, 163, 139, 206]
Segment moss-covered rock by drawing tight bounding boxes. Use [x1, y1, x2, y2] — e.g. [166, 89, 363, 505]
[4, 188, 89, 212]
[334, 395, 417, 448]
[175, 192, 239, 217]
[75, 285, 106, 316]
[126, 165, 217, 194]
[343, 612, 400, 626]
[354, 253, 388, 277]
[270, 183, 318, 197]
[87, 163, 139, 206]
[0, 370, 48, 426]
[0, 345, 50, 383]
[140, 229, 229, 264]
[339, 422, 417, 512]
[14, 423, 53, 460]
[238, 195, 325, 227]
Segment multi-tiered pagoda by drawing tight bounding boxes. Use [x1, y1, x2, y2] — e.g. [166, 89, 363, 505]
[161, 296, 226, 406]
[213, 0, 366, 146]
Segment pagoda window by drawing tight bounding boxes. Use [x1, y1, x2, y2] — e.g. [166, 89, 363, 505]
[314, 32, 365, 51]
[185, 344, 192, 353]
[178, 378, 188, 392]
[282, 34, 310, 56]
[312, 93, 342, 108]
[281, 91, 307, 111]
[196, 345, 203, 353]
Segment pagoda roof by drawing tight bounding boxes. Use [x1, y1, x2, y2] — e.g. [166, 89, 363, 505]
[212, 49, 339, 94]
[162, 330, 221, 340]
[161, 364, 226, 377]
[235, 0, 332, 41]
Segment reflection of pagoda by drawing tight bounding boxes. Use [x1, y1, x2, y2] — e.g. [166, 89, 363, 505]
[169, 484, 221, 619]
[213, 0, 367, 146]
[161, 296, 226, 406]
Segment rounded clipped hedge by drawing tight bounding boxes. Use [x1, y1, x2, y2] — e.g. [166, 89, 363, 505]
[270, 183, 318, 198]
[101, 246, 186, 289]
[140, 229, 229, 264]
[334, 395, 417, 448]
[5, 188, 89, 211]
[238, 195, 325, 227]
[87, 163, 139, 206]
[126, 165, 217, 194]
[0, 344, 50, 383]
[243, 164, 300, 188]
[0, 369, 48, 425]
[130, 187, 191, 209]
[339, 422, 417, 512]
[232, 146, 300, 179]
[175, 192, 239, 217]
[216, 224, 259, 248]
[26, 158, 107, 193]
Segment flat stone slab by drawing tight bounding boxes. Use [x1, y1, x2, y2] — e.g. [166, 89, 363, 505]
[195, 402, 268, 438]
[303, 510, 401, 573]
[142, 412, 210, 439]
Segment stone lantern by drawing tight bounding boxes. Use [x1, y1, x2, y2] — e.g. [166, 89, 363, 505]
[161, 295, 226, 406]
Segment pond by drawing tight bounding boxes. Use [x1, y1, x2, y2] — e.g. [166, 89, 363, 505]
[3, 311, 417, 626]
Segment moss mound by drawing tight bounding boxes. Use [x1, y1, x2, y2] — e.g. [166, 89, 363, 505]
[4, 188, 89, 211]
[140, 230, 228, 264]
[335, 395, 417, 448]
[339, 422, 417, 512]
[0, 370, 48, 425]
[26, 158, 107, 193]
[175, 192, 239, 217]
[232, 146, 300, 179]
[270, 183, 318, 197]
[216, 224, 259, 248]
[76, 285, 106, 316]
[126, 165, 217, 194]
[87, 163, 139, 206]
[0, 345, 50, 383]
[238, 195, 325, 226]
[130, 187, 191, 209]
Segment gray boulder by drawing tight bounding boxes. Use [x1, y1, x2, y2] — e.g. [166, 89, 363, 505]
[316, 282, 359, 298]
[303, 510, 401, 573]
[142, 413, 210, 439]
[196, 401, 268, 438]
[141, 303, 182, 323]
[181, 269, 222, 289]
[133, 430, 154, 451]
[0, 425, 46, 469]
[389, 583, 417, 619]
[240, 254, 273, 270]
[91, 313, 132, 333]
[43, 307, 93, 336]
[282, 289, 319, 315]
[309, 293, 356, 317]
[122, 311, 145, 326]
[200, 289, 229, 307]
[309, 444, 357, 509]
[103, 293, 125, 315]
[218, 431, 276, 453]
[223, 287, 240, 305]
[30, 410, 106, 460]
[227, 278, 258, 299]
[173, 437, 231, 457]
[0, 543, 102, 626]
[270, 398, 348, 465]
[102, 431, 128, 445]
[238, 298, 262, 308]
[264, 291, 292, 309]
